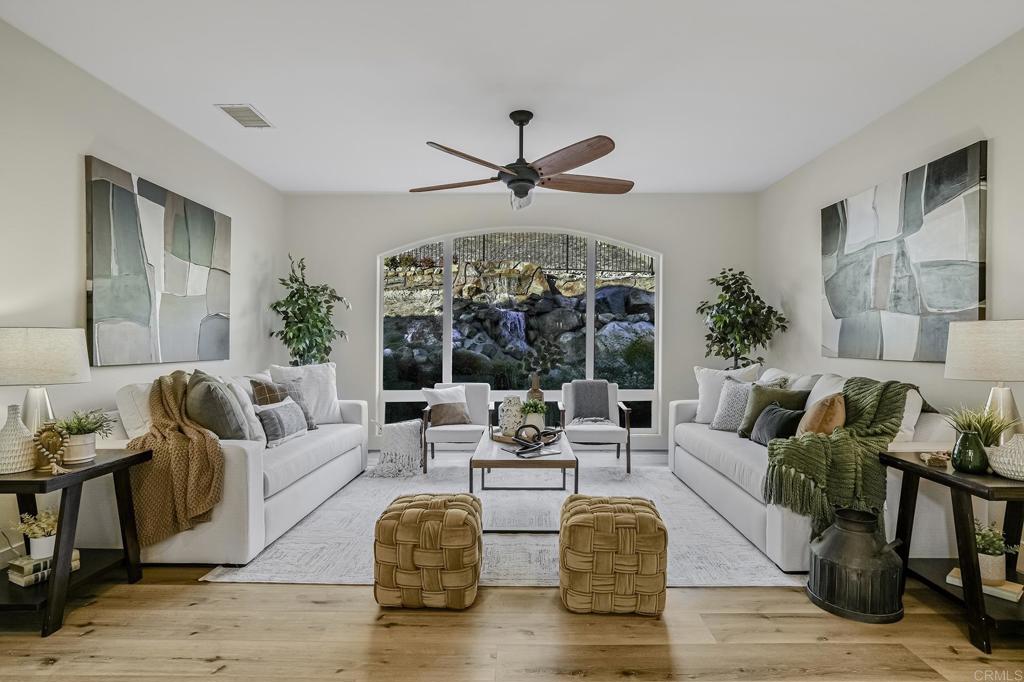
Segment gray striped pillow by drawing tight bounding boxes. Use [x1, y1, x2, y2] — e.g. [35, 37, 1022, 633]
[254, 397, 308, 448]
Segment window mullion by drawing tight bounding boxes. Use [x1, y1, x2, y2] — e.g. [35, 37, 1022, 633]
[585, 236, 596, 379]
[442, 236, 453, 383]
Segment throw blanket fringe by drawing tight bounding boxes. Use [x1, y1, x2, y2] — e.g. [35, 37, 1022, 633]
[762, 377, 925, 537]
[127, 370, 224, 547]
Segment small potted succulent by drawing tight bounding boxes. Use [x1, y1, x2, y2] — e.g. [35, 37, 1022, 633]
[55, 410, 117, 465]
[15, 509, 59, 559]
[974, 521, 1019, 586]
[945, 406, 1019, 474]
[521, 399, 547, 431]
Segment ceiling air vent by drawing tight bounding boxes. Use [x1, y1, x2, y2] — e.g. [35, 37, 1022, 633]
[216, 104, 272, 128]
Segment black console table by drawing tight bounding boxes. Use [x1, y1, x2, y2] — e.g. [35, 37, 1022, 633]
[881, 450, 1024, 653]
[0, 449, 152, 636]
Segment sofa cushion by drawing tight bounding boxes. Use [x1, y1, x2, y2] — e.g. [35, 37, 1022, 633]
[115, 383, 153, 439]
[565, 421, 628, 444]
[673, 422, 769, 503]
[751, 405, 804, 447]
[263, 423, 365, 497]
[186, 370, 250, 440]
[269, 363, 341, 424]
[424, 423, 486, 443]
[892, 389, 924, 442]
[738, 385, 810, 438]
[798, 393, 846, 436]
[759, 368, 821, 391]
[255, 397, 308, 448]
[694, 364, 760, 424]
[806, 373, 847, 409]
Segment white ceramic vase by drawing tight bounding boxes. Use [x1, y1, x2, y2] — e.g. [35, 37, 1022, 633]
[29, 534, 56, 560]
[498, 396, 524, 436]
[525, 412, 546, 431]
[63, 433, 97, 465]
[0, 404, 37, 474]
[978, 552, 1006, 586]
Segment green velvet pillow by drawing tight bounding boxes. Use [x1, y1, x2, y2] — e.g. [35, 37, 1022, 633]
[738, 384, 811, 439]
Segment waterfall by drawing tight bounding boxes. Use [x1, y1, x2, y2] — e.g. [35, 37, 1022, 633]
[496, 309, 528, 352]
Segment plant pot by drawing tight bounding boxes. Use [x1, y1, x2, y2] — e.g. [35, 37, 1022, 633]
[952, 431, 989, 474]
[977, 552, 1006, 586]
[29, 535, 55, 560]
[525, 413, 546, 431]
[63, 433, 97, 465]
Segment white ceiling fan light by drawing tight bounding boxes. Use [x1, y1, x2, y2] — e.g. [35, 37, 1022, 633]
[510, 190, 533, 211]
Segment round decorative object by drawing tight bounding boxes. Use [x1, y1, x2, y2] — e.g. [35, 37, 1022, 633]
[988, 435, 1024, 481]
[952, 430, 989, 474]
[0, 404, 37, 474]
[32, 422, 70, 474]
[498, 396, 524, 437]
[978, 552, 1007, 586]
[515, 424, 542, 443]
[806, 509, 903, 623]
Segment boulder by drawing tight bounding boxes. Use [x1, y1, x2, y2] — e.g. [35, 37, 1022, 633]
[534, 308, 583, 337]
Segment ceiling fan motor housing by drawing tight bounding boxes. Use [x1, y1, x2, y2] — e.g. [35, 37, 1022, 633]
[501, 162, 539, 197]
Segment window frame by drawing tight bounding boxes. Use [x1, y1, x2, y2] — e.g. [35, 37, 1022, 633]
[377, 228, 662, 440]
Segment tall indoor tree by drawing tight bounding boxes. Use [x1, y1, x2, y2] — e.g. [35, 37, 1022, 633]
[271, 255, 350, 366]
[696, 268, 788, 369]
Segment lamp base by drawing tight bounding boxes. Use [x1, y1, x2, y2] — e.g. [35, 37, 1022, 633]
[986, 384, 1023, 446]
[21, 386, 54, 434]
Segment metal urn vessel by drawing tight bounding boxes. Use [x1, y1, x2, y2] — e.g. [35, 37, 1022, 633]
[806, 509, 904, 624]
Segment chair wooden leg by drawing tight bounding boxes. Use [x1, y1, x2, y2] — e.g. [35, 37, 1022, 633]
[626, 439, 631, 474]
[430, 443, 435, 460]
[616, 444, 621, 459]
[422, 438, 428, 474]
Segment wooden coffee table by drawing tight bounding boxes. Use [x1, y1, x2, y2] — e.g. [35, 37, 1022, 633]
[469, 430, 578, 495]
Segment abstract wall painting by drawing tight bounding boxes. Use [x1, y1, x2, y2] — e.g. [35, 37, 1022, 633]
[86, 156, 231, 366]
[821, 141, 986, 362]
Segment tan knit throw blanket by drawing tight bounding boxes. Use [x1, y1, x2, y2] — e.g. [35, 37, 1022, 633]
[127, 370, 225, 547]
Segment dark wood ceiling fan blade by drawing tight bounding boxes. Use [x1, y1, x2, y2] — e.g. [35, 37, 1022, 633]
[426, 142, 516, 175]
[531, 135, 615, 176]
[538, 173, 634, 194]
[409, 178, 498, 192]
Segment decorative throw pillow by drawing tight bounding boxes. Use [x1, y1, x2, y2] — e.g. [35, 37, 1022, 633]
[185, 370, 250, 440]
[254, 397, 308, 448]
[891, 389, 924, 442]
[251, 378, 317, 431]
[738, 385, 811, 439]
[422, 385, 473, 426]
[222, 376, 265, 442]
[750, 404, 805, 447]
[694, 364, 761, 424]
[709, 378, 755, 432]
[269, 363, 341, 424]
[797, 393, 846, 436]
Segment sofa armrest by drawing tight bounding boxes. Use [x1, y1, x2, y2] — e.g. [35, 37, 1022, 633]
[337, 399, 369, 469]
[668, 400, 699, 429]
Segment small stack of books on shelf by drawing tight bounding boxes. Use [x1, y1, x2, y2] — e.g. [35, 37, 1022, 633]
[6, 550, 81, 588]
[946, 567, 1024, 602]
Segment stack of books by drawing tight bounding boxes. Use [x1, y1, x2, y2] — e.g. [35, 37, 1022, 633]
[6, 550, 81, 587]
[946, 567, 1024, 602]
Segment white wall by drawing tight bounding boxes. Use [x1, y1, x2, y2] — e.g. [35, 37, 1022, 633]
[756, 29, 1024, 410]
[284, 192, 758, 446]
[0, 21, 287, 540]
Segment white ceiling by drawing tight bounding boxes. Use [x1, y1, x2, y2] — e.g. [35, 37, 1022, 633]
[3, 1, 1023, 193]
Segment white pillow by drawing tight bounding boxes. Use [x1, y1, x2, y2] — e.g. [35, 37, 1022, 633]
[760, 368, 821, 392]
[115, 383, 154, 439]
[805, 373, 847, 410]
[268, 363, 340, 424]
[694, 364, 760, 424]
[422, 384, 467, 407]
[891, 389, 924, 442]
[222, 376, 266, 443]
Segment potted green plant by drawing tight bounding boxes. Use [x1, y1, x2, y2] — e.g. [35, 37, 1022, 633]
[271, 255, 351, 366]
[15, 509, 59, 559]
[945, 406, 1020, 474]
[54, 410, 116, 465]
[975, 521, 1019, 586]
[522, 399, 547, 431]
[695, 268, 788, 369]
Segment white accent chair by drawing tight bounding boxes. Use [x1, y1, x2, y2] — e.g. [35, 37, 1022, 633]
[558, 381, 632, 473]
[421, 382, 491, 472]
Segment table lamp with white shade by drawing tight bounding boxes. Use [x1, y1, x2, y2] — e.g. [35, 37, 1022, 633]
[944, 320, 1024, 445]
[0, 327, 92, 432]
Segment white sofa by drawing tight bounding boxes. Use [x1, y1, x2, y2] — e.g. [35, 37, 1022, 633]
[669, 368, 962, 572]
[73, 379, 368, 565]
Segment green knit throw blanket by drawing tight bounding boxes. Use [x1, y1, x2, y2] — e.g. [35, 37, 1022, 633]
[762, 376, 918, 536]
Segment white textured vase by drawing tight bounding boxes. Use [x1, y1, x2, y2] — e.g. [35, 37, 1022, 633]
[29, 535, 55, 560]
[0, 405, 36, 474]
[498, 396, 525, 436]
[63, 433, 97, 465]
[978, 552, 1006, 586]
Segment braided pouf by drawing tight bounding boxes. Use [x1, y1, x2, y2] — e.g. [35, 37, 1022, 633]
[374, 493, 483, 609]
[559, 495, 667, 616]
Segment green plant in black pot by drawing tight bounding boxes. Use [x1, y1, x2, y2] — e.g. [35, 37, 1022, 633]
[696, 268, 788, 369]
[946, 406, 1020, 474]
[271, 255, 351, 366]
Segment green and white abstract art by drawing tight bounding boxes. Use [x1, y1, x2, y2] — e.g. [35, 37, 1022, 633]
[86, 156, 230, 366]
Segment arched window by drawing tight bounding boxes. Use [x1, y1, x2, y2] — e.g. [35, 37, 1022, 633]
[379, 229, 660, 436]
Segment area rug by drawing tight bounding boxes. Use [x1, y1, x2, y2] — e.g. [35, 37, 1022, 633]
[202, 461, 803, 587]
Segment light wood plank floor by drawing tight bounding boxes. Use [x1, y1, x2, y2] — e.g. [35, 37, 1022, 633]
[1, 568, 1023, 681]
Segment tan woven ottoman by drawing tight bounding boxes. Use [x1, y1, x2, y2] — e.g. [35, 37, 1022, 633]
[559, 495, 667, 616]
[373, 493, 482, 609]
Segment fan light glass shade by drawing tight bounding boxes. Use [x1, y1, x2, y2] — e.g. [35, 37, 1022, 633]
[0, 328, 92, 386]
[944, 320, 1024, 382]
[510, 191, 533, 211]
